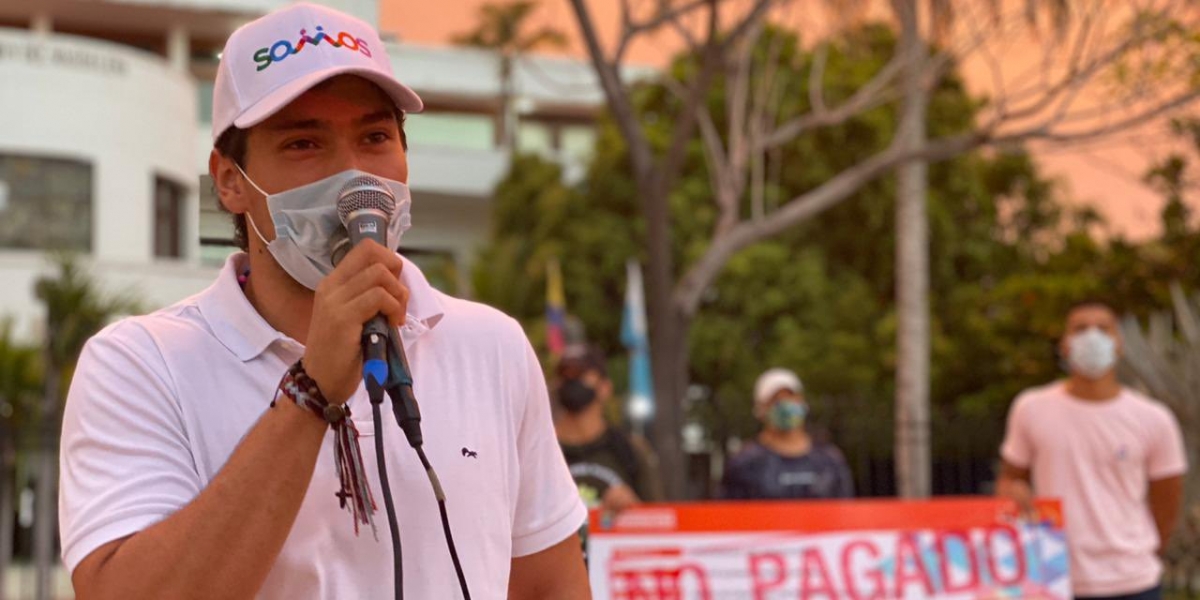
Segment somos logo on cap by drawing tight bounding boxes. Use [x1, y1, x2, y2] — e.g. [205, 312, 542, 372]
[253, 26, 372, 72]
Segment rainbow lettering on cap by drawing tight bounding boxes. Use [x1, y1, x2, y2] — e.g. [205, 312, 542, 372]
[252, 26, 373, 72]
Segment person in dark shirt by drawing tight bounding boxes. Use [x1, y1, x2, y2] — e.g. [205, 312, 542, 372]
[721, 368, 855, 500]
[553, 346, 664, 511]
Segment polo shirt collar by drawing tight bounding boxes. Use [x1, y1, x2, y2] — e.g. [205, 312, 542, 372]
[199, 253, 446, 362]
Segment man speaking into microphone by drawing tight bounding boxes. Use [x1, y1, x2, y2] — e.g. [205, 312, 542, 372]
[56, 3, 590, 599]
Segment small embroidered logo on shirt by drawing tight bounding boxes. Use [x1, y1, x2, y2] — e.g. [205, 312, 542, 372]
[1116, 446, 1129, 461]
[461, 447, 478, 459]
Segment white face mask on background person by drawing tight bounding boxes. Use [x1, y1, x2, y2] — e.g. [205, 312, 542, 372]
[1067, 327, 1118, 380]
[236, 166, 413, 290]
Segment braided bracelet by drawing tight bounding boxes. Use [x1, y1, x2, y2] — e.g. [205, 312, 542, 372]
[273, 360, 378, 538]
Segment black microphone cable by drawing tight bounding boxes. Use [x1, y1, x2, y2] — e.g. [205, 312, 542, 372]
[335, 174, 408, 600]
[384, 328, 473, 600]
[336, 175, 415, 600]
[365, 340, 405, 600]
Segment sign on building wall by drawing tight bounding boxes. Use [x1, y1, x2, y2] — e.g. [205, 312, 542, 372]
[0, 37, 127, 75]
[588, 498, 1069, 599]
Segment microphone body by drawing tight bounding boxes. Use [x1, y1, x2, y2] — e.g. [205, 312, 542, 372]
[337, 177, 397, 399]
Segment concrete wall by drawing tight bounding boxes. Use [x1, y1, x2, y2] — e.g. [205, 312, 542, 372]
[96, 0, 377, 26]
[0, 28, 214, 340]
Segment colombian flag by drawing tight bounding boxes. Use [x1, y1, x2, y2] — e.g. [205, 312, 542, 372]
[546, 258, 566, 358]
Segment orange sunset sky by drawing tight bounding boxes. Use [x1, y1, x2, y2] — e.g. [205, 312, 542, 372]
[382, 0, 1189, 240]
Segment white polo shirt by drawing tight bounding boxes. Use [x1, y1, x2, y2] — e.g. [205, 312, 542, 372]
[59, 253, 587, 599]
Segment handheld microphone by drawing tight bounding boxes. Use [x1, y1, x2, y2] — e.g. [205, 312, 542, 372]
[335, 177, 465, 600]
[336, 175, 396, 402]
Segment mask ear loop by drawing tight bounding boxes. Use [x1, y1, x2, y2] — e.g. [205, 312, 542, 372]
[234, 163, 273, 246]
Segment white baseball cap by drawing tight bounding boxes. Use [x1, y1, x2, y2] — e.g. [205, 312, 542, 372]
[211, 2, 423, 142]
[754, 368, 803, 406]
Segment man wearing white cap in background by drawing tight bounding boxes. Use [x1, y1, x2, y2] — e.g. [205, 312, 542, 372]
[57, 3, 589, 599]
[720, 368, 855, 500]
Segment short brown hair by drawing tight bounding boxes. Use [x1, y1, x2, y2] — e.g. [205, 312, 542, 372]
[211, 109, 408, 251]
[555, 345, 608, 379]
[1066, 298, 1119, 319]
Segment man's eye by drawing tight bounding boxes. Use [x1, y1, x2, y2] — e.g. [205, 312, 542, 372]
[366, 131, 392, 144]
[285, 139, 318, 150]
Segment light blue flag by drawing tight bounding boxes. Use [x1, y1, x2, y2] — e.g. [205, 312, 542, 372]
[621, 259, 654, 428]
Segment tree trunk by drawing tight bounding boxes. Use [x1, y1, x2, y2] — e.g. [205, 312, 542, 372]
[499, 54, 516, 154]
[0, 431, 13, 600]
[894, 0, 932, 499]
[644, 169, 691, 500]
[650, 306, 690, 501]
[33, 434, 56, 600]
[33, 348, 58, 600]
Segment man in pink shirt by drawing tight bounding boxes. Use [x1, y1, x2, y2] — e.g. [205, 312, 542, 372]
[998, 300, 1187, 600]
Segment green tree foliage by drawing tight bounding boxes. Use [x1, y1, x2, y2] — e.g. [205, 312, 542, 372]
[475, 24, 1200, 493]
[0, 320, 40, 437]
[36, 254, 140, 390]
[451, 0, 567, 54]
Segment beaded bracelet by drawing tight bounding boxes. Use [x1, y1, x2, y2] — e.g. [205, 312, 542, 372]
[273, 360, 378, 538]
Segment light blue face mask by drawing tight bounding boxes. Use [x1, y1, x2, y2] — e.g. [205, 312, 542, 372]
[768, 400, 808, 431]
[237, 166, 413, 290]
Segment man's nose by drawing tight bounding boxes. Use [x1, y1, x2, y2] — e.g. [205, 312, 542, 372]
[331, 143, 364, 172]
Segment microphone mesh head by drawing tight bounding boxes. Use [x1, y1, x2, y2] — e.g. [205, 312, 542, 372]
[336, 175, 395, 225]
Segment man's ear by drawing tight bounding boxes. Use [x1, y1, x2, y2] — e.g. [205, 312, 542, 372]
[599, 379, 614, 402]
[209, 149, 250, 215]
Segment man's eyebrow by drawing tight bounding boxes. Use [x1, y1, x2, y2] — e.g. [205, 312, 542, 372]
[357, 109, 397, 126]
[265, 118, 327, 132]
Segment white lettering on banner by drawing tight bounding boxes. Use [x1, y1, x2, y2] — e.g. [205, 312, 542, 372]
[604, 509, 679, 532]
[0, 40, 128, 75]
[589, 525, 1070, 599]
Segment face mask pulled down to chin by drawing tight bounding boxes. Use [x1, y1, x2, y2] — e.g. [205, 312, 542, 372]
[238, 166, 413, 290]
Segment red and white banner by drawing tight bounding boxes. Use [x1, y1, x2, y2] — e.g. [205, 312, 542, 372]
[587, 498, 1069, 599]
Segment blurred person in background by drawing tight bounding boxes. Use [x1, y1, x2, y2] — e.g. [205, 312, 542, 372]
[997, 299, 1187, 600]
[554, 346, 664, 512]
[721, 368, 855, 500]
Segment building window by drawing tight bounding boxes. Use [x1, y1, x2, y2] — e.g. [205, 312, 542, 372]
[154, 176, 186, 259]
[0, 154, 92, 252]
[405, 111, 496, 151]
[197, 174, 239, 266]
[561, 125, 597, 163]
[516, 121, 555, 156]
[402, 248, 461, 296]
[196, 80, 215, 125]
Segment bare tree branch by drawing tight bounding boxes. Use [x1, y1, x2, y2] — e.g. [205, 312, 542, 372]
[656, 0, 724, 199]
[752, 21, 790, 220]
[963, 0, 1010, 118]
[984, 31, 1153, 131]
[988, 3, 1191, 132]
[675, 76, 1200, 314]
[662, 0, 705, 56]
[614, 0, 709, 65]
[695, 100, 740, 236]
[633, 0, 710, 37]
[726, 14, 766, 212]
[1024, 89, 1200, 146]
[808, 42, 829, 115]
[722, 0, 778, 51]
[568, 0, 654, 183]
[673, 131, 970, 314]
[762, 54, 904, 148]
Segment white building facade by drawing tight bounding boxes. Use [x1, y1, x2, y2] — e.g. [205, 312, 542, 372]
[0, 0, 611, 341]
